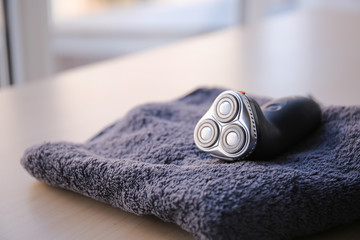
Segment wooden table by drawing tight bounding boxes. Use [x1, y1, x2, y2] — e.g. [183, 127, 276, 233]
[1, 6, 360, 239]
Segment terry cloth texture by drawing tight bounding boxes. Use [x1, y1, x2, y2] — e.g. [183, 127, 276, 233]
[21, 88, 360, 240]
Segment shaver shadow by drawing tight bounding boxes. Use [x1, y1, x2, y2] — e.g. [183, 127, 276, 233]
[269, 119, 339, 166]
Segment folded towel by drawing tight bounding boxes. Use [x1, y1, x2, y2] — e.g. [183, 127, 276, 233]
[21, 88, 360, 240]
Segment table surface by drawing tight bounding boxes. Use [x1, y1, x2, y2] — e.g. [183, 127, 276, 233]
[1, 5, 360, 240]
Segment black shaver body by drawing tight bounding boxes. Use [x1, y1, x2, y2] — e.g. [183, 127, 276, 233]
[194, 90, 321, 161]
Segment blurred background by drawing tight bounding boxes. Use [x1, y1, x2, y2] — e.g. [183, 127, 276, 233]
[0, 0, 359, 94]
[0, 0, 242, 86]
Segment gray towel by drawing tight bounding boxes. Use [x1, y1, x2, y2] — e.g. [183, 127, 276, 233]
[21, 88, 360, 240]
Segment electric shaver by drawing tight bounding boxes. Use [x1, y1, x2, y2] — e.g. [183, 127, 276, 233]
[194, 90, 321, 161]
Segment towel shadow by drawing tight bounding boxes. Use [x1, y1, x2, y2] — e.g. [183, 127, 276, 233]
[294, 218, 360, 240]
[27, 181, 193, 240]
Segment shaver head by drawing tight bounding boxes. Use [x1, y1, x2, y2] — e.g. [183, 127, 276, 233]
[194, 90, 258, 161]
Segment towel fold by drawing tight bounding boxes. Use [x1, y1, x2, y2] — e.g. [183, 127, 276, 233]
[21, 88, 360, 240]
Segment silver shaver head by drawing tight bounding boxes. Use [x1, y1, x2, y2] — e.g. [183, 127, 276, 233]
[194, 90, 258, 161]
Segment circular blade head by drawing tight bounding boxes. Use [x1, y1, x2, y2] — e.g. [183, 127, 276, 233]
[214, 93, 239, 123]
[220, 124, 246, 154]
[194, 119, 219, 148]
